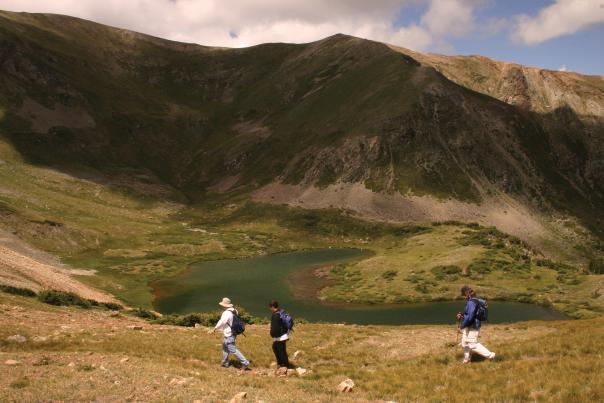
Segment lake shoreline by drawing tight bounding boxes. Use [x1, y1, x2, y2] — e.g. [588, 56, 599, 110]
[151, 248, 569, 324]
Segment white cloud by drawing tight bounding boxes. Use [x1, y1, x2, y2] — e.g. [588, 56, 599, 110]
[0, 0, 483, 51]
[512, 0, 604, 45]
[421, 0, 476, 37]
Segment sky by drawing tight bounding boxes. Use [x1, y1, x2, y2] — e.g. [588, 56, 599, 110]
[0, 0, 602, 75]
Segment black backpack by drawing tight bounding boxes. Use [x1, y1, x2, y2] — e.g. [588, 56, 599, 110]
[229, 309, 246, 336]
[472, 297, 489, 322]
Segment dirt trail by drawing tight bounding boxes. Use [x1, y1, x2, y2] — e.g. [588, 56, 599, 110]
[0, 230, 118, 303]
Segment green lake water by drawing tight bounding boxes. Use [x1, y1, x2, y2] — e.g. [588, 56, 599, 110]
[152, 248, 568, 325]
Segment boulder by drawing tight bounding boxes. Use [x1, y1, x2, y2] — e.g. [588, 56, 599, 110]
[127, 325, 143, 330]
[337, 379, 355, 393]
[295, 367, 308, 376]
[120, 357, 130, 363]
[275, 367, 288, 376]
[4, 359, 20, 366]
[6, 334, 27, 343]
[229, 392, 247, 402]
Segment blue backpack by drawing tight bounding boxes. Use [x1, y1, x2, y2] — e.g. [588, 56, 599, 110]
[278, 309, 294, 331]
[229, 309, 246, 335]
[472, 298, 489, 322]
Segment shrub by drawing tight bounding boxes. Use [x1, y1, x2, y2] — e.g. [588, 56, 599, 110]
[431, 265, 462, 280]
[535, 259, 576, 273]
[132, 308, 159, 320]
[154, 308, 267, 327]
[391, 225, 429, 237]
[37, 290, 91, 308]
[0, 284, 37, 297]
[414, 284, 429, 293]
[100, 302, 123, 311]
[588, 258, 604, 275]
[381, 270, 397, 281]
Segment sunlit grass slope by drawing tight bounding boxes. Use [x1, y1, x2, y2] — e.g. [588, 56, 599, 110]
[1, 293, 602, 402]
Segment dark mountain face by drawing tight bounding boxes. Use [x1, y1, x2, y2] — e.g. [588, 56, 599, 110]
[0, 11, 602, 235]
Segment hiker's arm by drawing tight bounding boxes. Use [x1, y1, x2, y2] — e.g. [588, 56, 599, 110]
[460, 300, 477, 329]
[213, 311, 229, 331]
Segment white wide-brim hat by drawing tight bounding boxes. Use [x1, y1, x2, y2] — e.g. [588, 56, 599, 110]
[219, 297, 233, 308]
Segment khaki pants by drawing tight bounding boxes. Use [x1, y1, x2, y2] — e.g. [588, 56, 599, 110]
[461, 327, 494, 362]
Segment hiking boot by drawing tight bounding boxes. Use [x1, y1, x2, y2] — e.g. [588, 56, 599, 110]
[488, 353, 496, 361]
[221, 363, 230, 368]
[241, 363, 251, 371]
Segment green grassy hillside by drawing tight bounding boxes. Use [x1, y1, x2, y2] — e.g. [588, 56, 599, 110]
[1, 133, 602, 317]
[0, 10, 602, 239]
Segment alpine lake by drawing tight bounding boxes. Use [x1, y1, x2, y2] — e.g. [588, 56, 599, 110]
[152, 248, 567, 325]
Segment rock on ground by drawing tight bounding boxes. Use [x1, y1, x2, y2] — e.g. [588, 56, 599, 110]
[6, 334, 27, 343]
[229, 391, 247, 402]
[338, 379, 355, 393]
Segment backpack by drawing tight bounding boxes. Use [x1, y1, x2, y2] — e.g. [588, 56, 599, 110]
[471, 298, 489, 322]
[278, 309, 294, 332]
[228, 309, 246, 336]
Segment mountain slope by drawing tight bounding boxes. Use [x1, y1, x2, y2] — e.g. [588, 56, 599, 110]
[0, 10, 602, 256]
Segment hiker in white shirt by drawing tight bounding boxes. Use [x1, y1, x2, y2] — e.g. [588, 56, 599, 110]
[207, 297, 250, 369]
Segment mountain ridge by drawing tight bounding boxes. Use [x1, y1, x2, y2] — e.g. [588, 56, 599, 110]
[0, 10, 602, 257]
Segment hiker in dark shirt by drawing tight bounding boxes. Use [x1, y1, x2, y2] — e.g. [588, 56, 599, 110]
[269, 300, 290, 369]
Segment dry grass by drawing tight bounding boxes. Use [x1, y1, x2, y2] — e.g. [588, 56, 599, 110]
[1, 293, 602, 402]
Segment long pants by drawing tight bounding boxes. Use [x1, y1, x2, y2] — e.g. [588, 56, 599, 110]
[461, 327, 494, 362]
[222, 336, 249, 366]
[272, 340, 290, 368]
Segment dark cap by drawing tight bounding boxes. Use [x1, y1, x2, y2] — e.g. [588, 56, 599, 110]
[460, 285, 471, 296]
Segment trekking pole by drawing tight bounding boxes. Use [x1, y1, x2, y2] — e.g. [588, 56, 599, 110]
[455, 316, 461, 346]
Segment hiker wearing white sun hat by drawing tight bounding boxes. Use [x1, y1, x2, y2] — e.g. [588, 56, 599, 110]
[208, 297, 250, 369]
